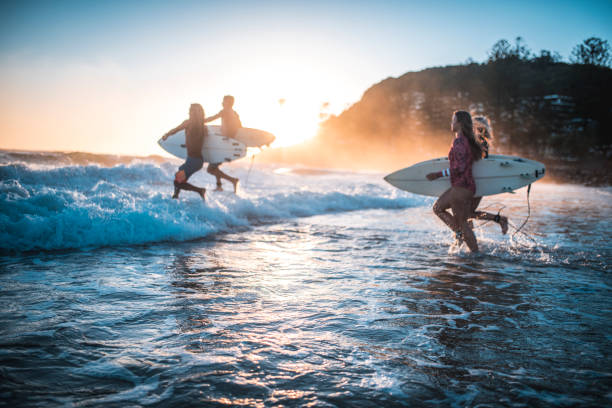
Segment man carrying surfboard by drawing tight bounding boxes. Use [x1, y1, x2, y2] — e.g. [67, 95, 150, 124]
[426, 111, 482, 252]
[161, 103, 207, 201]
[204, 95, 240, 193]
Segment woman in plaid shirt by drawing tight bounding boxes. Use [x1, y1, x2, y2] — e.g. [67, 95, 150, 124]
[427, 111, 483, 252]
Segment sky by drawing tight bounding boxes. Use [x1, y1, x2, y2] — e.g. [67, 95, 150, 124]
[1, 0, 611, 155]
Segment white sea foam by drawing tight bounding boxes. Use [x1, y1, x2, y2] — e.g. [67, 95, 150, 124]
[0, 156, 423, 252]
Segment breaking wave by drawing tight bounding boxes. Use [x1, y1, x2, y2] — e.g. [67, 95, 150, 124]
[0, 152, 424, 252]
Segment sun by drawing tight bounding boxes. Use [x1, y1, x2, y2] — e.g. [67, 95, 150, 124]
[226, 59, 332, 148]
[235, 94, 323, 148]
[267, 99, 322, 148]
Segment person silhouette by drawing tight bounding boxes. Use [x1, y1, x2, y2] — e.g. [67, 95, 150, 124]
[204, 95, 240, 193]
[162, 103, 207, 201]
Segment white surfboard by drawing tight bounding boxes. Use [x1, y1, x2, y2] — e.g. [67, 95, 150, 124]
[235, 127, 275, 147]
[384, 154, 546, 197]
[158, 126, 246, 163]
[204, 125, 275, 147]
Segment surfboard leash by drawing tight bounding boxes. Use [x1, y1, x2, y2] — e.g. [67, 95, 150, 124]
[470, 203, 506, 231]
[508, 183, 544, 248]
[471, 185, 540, 248]
[243, 151, 257, 189]
[512, 183, 531, 238]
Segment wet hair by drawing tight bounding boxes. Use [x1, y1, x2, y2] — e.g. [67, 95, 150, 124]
[473, 115, 493, 157]
[188, 103, 207, 139]
[453, 110, 483, 161]
[473, 116, 493, 140]
[223, 95, 235, 107]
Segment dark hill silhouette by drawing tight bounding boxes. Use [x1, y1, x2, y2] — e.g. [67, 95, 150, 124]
[260, 42, 612, 185]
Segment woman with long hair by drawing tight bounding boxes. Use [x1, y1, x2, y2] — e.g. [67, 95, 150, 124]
[162, 103, 207, 200]
[427, 111, 482, 252]
[469, 116, 508, 233]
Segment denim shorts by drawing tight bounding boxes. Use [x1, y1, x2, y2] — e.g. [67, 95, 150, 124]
[178, 156, 204, 180]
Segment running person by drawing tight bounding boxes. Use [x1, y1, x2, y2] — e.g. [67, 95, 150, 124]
[162, 103, 207, 201]
[469, 116, 508, 234]
[204, 95, 240, 193]
[427, 111, 483, 253]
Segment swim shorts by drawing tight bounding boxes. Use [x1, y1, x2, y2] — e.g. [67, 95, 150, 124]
[179, 156, 204, 180]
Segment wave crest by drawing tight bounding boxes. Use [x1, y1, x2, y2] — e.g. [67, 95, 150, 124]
[0, 160, 422, 252]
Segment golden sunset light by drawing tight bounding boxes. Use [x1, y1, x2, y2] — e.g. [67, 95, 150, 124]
[1, 2, 611, 405]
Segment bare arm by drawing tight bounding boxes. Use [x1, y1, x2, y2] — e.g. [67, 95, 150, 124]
[204, 112, 222, 123]
[162, 120, 188, 140]
[427, 171, 443, 180]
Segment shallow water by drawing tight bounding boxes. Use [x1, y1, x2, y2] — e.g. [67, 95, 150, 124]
[1, 152, 611, 406]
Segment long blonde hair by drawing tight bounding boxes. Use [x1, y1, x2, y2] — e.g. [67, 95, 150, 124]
[473, 115, 493, 157]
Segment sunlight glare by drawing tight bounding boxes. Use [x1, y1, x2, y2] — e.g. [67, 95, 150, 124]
[230, 59, 331, 148]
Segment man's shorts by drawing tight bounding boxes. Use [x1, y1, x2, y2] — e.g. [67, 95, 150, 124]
[178, 156, 204, 180]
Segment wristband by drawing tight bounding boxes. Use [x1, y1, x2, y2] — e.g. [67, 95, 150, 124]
[442, 168, 450, 177]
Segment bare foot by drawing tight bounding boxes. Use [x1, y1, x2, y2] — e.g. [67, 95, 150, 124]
[214, 186, 223, 192]
[232, 178, 239, 194]
[199, 188, 206, 201]
[500, 216, 508, 234]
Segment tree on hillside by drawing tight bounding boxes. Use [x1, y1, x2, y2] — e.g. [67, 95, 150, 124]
[487, 37, 531, 62]
[315, 37, 612, 166]
[488, 39, 511, 61]
[570, 37, 611, 67]
[532, 49, 563, 64]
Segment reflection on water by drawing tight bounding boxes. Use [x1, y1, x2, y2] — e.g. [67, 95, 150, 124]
[0, 183, 611, 406]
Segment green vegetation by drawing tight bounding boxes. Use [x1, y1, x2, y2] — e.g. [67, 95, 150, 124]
[316, 37, 611, 171]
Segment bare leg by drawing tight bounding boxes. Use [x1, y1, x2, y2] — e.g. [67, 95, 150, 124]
[174, 181, 206, 200]
[472, 211, 508, 234]
[470, 196, 508, 234]
[433, 187, 479, 252]
[174, 171, 206, 201]
[433, 189, 459, 232]
[470, 196, 482, 214]
[173, 170, 186, 199]
[452, 189, 478, 252]
[207, 164, 239, 193]
[172, 183, 181, 199]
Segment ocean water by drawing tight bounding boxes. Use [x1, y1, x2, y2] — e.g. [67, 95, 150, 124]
[1, 151, 610, 407]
